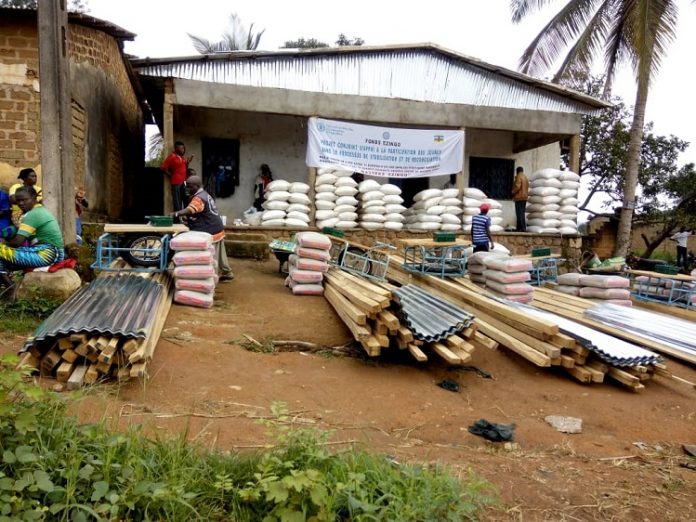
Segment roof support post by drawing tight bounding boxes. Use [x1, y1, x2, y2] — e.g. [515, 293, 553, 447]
[307, 166, 316, 227]
[162, 79, 174, 214]
[38, 0, 75, 241]
[456, 126, 465, 197]
[568, 134, 581, 175]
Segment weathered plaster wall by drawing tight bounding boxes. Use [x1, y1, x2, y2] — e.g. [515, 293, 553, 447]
[0, 17, 143, 219]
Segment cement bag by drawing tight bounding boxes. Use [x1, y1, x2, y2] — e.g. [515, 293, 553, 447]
[316, 218, 339, 229]
[414, 188, 442, 201]
[335, 177, 357, 187]
[490, 225, 504, 233]
[315, 192, 337, 202]
[333, 169, 353, 177]
[558, 189, 578, 199]
[333, 204, 357, 214]
[528, 195, 562, 205]
[380, 184, 402, 195]
[463, 207, 482, 216]
[358, 180, 380, 192]
[467, 263, 486, 275]
[267, 180, 291, 192]
[175, 277, 216, 293]
[491, 217, 504, 226]
[560, 180, 581, 190]
[527, 226, 543, 233]
[483, 256, 533, 273]
[285, 219, 310, 228]
[263, 200, 290, 211]
[417, 215, 442, 223]
[315, 184, 336, 194]
[290, 269, 324, 283]
[579, 287, 631, 300]
[385, 213, 405, 222]
[530, 186, 560, 197]
[440, 197, 462, 207]
[561, 197, 580, 207]
[559, 227, 578, 235]
[335, 186, 358, 197]
[174, 289, 214, 308]
[426, 205, 446, 215]
[557, 273, 583, 286]
[295, 247, 331, 262]
[296, 232, 332, 250]
[289, 193, 312, 205]
[413, 222, 441, 231]
[445, 206, 464, 215]
[556, 284, 581, 296]
[462, 225, 472, 233]
[528, 219, 561, 228]
[338, 212, 358, 221]
[530, 168, 561, 181]
[361, 213, 386, 223]
[289, 182, 310, 194]
[315, 200, 335, 210]
[463, 197, 483, 207]
[335, 220, 358, 230]
[488, 208, 503, 217]
[361, 222, 384, 231]
[541, 228, 560, 234]
[361, 199, 384, 209]
[316, 173, 338, 186]
[469, 273, 487, 284]
[559, 205, 579, 214]
[560, 219, 577, 228]
[463, 188, 486, 199]
[441, 188, 460, 199]
[530, 178, 563, 189]
[266, 190, 291, 202]
[317, 167, 336, 175]
[171, 231, 213, 251]
[537, 210, 563, 220]
[441, 224, 460, 231]
[604, 299, 633, 307]
[292, 283, 324, 296]
[485, 279, 534, 295]
[315, 210, 336, 221]
[261, 219, 285, 227]
[383, 194, 404, 205]
[483, 269, 531, 283]
[173, 250, 213, 266]
[559, 171, 580, 182]
[579, 275, 630, 288]
[441, 214, 461, 225]
[361, 205, 386, 214]
[487, 289, 534, 304]
[362, 190, 385, 202]
[262, 210, 286, 221]
[384, 221, 403, 231]
[287, 211, 310, 223]
[289, 255, 329, 272]
[483, 198, 503, 209]
[287, 203, 311, 213]
[174, 264, 216, 279]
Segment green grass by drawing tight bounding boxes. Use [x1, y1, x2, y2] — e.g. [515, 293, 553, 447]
[0, 356, 497, 521]
[0, 298, 62, 334]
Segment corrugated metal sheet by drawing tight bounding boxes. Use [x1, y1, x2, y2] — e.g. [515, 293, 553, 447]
[393, 285, 474, 342]
[24, 275, 167, 349]
[134, 47, 604, 115]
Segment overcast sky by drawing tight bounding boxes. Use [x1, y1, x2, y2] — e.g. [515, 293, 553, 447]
[88, 0, 696, 172]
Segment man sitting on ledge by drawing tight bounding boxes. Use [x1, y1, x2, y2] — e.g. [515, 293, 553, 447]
[0, 186, 64, 299]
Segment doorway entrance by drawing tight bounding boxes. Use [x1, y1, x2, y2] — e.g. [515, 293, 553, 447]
[201, 138, 240, 199]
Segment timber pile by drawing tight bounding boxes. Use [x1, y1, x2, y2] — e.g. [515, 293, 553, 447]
[385, 254, 694, 391]
[17, 263, 173, 389]
[323, 267, 491, 365]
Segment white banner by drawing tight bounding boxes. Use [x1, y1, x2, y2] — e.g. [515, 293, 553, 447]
[306, 117, 464, 178]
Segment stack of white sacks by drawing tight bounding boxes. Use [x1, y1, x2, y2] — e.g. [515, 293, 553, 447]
[467, 252, 534, 303]
[461, 188, 504, 233]
[527, 169, 581, 234]
[313, 168, 359, 230]
[285, 232, 332, 296]
[556, 273, 632, 306]
[404, 188, 462, 232]
[261, 180, 312, 227]
[171, 231, 218, 309]
[356, 179, 406, 231]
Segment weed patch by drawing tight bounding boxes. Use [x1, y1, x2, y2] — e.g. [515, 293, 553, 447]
[0, 297, 62, 334]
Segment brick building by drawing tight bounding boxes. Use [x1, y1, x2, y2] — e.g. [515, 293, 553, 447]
[0, 8, 145, 220]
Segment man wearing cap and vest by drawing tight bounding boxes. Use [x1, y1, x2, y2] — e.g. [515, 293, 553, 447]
[471, 203, 494, 252]
[172, 175, 233, 281]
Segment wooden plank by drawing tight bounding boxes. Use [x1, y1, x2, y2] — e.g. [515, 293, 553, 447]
[375, 333, 390, 348]
[372, 320, 388, 335]
[84, 366, 99, 385]
[473, 332, 498, 350]
[56, 361, 75, 382]
[129, 362, 146, 379]
[67, 365, 88, 390]
[40, 349, 63, 377]
[550, 333, 576, 349]
[377, 310, 400, 330]
[324, 272, 382, 314]
[70, 333, 87, 344]
[335, 269, 392, 298]
[104, 223, 189, 234]
[567, 351, 587, 365]
[445, 335, 467, 350]
[16, 352, 40, 372]
[74, 342, 90, 357]
[323, 283, 371, 341]
[117, 366, 131, 382]
[449, 347, 473, 364]
[122, 339, 139, 357]
[560, 355, 576, 368]
[431, 342, 463, 365]
[582, 365, 605, 383]
[95, 361, 112, 375]
[57, 338, 73, 350]
[360, 335, 381, 357]
[564, 365, 593, 383]
[61, 349, 78, 363]
[407, 344, 428, 362]
[586, 360, 609, 374]
[608, 367, 640, 386]
[396, 326, 414, 344]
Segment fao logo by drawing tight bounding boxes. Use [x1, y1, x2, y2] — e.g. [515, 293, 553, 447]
[317, 122, 326, 132]
[382, 131, 390, 140]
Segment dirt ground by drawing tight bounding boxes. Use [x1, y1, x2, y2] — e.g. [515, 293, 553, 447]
[2, 258, 696, 521]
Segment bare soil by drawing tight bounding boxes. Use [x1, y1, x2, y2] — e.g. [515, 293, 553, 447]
[2, 258, 695, 521]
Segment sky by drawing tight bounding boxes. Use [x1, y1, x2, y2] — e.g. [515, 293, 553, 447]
[87, 0, 696, 214]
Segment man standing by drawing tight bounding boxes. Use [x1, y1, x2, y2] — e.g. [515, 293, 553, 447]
[161, 141, 193, 212]
[670, 227, 692, 269]
[471, 203, 494, 253]
[511, 166, 529, 232]
[172, 175, 233, 281]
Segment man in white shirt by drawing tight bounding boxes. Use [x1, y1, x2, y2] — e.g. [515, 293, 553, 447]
[670, 227, 692, 269]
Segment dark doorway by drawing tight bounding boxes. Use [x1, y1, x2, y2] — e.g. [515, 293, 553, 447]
[469, 157, 515, 200]
[201, 138, 240, 199]
[125, 166, 164, 221]
[395, 178, 430, 207]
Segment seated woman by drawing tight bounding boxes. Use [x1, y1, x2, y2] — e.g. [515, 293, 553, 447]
[0, 186, 64, 299]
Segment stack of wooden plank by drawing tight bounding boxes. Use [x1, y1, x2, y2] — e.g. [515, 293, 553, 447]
[385, 255, 692, 391]
[323, 267, 491, 365]
[17, 268, 173, 389]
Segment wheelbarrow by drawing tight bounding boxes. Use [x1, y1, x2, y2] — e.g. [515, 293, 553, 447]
[269, 239, 296, 274]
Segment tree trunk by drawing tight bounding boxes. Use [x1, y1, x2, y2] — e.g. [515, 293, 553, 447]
[640, 223, 677, 259]
[614, 75, 649, 257]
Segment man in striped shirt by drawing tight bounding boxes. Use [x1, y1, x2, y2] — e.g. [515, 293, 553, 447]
[471, 203, 493, 252]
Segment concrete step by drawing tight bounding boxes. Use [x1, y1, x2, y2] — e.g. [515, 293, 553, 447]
[224, 239, 269, 260]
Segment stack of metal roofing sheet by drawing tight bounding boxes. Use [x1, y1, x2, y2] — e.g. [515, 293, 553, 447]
[585, 304, 696, 362]
[392, 284, 474, 342]
[24, 274, 165, 350]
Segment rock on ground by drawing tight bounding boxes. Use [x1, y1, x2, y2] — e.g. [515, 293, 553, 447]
[16, 268, 81, 301]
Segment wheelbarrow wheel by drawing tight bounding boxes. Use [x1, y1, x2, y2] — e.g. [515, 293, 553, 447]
[119, 234, 171, 268]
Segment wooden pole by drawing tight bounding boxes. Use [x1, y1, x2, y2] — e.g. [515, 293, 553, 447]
[38, 0, 75, 240]
[162, 79, 175, 214]
[308, 166, 317, 227]
[456, 127, 465, 197]
[568, 134, 581, 174]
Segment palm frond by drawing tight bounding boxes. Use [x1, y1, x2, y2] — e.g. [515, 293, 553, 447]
[510, 0, 560, 24]
[602, 1, 630, 96]
[188, 33, 215, 54]
[518, 0, 602, 75]
[628, 0, 678, 86]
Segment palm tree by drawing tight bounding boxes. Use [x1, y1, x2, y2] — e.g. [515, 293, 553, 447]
[188, 13, 265, 53]
[511, 0, 682, 257]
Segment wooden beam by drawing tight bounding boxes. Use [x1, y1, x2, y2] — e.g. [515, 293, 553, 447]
[431, 342, 463, 365]
[324, 283, 371, 341]
[67, 365, 88, 390]
[408, 344, 428, 362]
[324, 285, 367, 326]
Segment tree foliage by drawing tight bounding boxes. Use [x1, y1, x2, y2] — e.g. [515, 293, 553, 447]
[281, 34, 365, 49]
[335, 34, 364, 46]
[0, 0, 88, 11]
[188, 13, 265, 53]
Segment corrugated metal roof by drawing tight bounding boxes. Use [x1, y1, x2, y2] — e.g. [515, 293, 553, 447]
[24, 275, 167, 350]
[1, 8, 136, 40]
[132, 44, 608, 114]
[393, 284, 474, 342]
